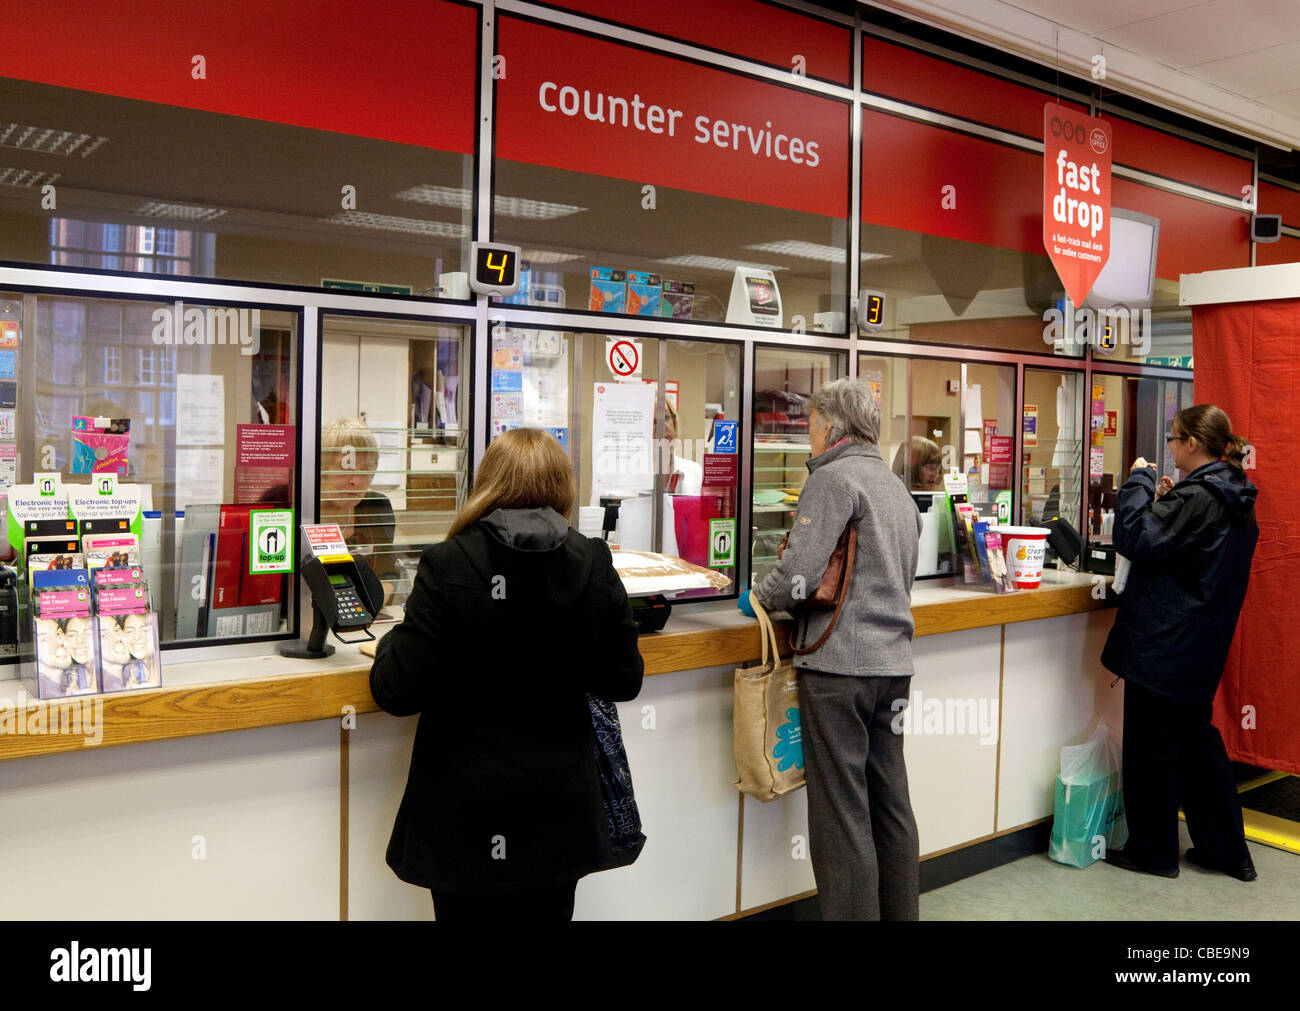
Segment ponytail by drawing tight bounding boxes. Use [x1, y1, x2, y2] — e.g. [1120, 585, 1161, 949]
[1224, 433, 1249, 471]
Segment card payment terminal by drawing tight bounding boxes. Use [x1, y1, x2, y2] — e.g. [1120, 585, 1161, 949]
[279, 525, 385, 659]
[327, 571, 372, 631]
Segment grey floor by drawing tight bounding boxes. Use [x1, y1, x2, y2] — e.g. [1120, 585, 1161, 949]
[921, 823, 1300, 920]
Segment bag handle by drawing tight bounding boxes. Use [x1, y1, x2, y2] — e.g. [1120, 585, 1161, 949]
[749, 593, 780, 668]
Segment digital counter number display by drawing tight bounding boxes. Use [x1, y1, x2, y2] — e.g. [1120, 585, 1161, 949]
[470, 241, 523, 297]
[858, 290, 886, 333]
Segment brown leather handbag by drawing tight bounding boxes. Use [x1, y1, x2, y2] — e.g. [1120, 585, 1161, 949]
[776, 523, 857, 654]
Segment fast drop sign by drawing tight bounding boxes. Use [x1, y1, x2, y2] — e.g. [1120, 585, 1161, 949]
[1043, 103, 1111, 307]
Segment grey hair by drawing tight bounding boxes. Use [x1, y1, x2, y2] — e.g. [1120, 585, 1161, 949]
[808, 377, 881, 445]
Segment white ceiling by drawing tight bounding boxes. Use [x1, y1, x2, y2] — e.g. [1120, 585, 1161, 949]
[872, 0, 1300, 150]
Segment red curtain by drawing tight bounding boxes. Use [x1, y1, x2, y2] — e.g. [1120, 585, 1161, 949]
[1194, 300, 1300, 774]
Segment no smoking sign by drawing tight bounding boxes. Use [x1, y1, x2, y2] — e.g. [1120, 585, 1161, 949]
[606, 338, 642, 378]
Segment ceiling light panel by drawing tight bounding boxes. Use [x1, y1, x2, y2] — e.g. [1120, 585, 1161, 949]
[393, 184, 471, 209]
[0, 166, 60, 188]
[0, 122, 107, 157]
[520, 250, 580, 263]
[325, 210, 469, 238]
[745, 240, 850, 263]
[394, 184, 586, 220]
[655, 254, 786, 272]
[493, 196, 587, 220]
[134, 201, 227, 222]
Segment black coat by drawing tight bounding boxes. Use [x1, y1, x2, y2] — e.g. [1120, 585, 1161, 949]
[369, 507, 644, 893]
[1101, 462, 1258, 702]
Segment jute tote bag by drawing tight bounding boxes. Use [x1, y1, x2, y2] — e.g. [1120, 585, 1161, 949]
[734, 596, 805, 801]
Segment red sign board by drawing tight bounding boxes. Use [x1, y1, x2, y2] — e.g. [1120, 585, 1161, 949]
[496, 17, 850, 220]
[234, 424, 295, 505]
[988, 434, 1015, 489]
[4, 1, 477, 155]
[702, 454, 738, 487]
[1043, 103, 1112, 306]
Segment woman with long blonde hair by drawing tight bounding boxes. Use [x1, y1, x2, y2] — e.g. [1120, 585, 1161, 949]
[370, 428, 643, 920]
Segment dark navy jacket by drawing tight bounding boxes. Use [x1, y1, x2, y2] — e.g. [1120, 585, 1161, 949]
[370, 507, 643, 893]
[1101, 462, 1258, 702]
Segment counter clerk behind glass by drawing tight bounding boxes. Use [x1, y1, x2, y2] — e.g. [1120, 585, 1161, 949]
[319, 417, 396, 575]
[662, 401, 702, 495]
[891, 436, 942, 491]
[613, 400, 704, 555]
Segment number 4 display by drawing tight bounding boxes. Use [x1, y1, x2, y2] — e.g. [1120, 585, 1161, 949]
[470, 241, 522, 296]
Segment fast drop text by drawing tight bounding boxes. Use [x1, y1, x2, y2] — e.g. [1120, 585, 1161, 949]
[1051, 148, 1104, 237]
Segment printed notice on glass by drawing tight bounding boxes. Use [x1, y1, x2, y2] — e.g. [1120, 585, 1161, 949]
[176, 374, 226, 445]
[523, 342, 569, 428]
[234, 423, 294, 504]
[176, 448, 225, 509]
[590, 381, 655, 505]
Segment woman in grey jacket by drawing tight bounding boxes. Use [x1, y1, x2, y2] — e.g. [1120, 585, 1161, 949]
[747, 377, 923, 920]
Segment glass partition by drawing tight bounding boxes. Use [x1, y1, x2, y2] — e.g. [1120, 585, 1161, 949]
[859, 225, 1081, 357]
[1, 41, 474, 295]
[859, 352, 1015, 577]
[493, 16, 852, 333]
[489, 326, 741, 599]
[750, 348, 847, 586]
[1088, 373, 1194, 546]
[318, 315, 470, 605]
[0, 289, 301, 652]
[1021, 369, 1084, 530]
[1094, 284, 1194, 367]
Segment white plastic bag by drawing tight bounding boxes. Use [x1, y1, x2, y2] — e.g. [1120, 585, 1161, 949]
[1049, 720, 1128, 867]
[1112, 554, 1132, 594]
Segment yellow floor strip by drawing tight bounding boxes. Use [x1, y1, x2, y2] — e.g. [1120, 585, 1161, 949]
[1241, 810, 1300, 855]
[1236, 770, 1291, 794]
[1236, 773, 1300, 853]
[1173, 774, 1300, 855]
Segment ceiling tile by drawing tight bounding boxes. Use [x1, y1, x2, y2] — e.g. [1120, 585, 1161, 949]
[1094, 0, 1300, 69]
[1187, 39, 1300, 97]
[1003, 0, 1201, 37]
[1255, 87, 1300, 117]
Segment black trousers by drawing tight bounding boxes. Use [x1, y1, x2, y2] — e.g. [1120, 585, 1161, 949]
[1121, 680, 1252, 872]
[798, 670, 920, 921]
[430, 881, 578, 921]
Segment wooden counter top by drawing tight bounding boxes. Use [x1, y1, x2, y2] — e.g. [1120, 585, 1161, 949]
[0, 577, 1114, 763]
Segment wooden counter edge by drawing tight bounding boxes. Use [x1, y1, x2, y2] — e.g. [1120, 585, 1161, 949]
[0, 584, 1115, 762]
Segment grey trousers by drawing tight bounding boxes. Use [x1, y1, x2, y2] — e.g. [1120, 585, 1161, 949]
[798, 669, 920, 921]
